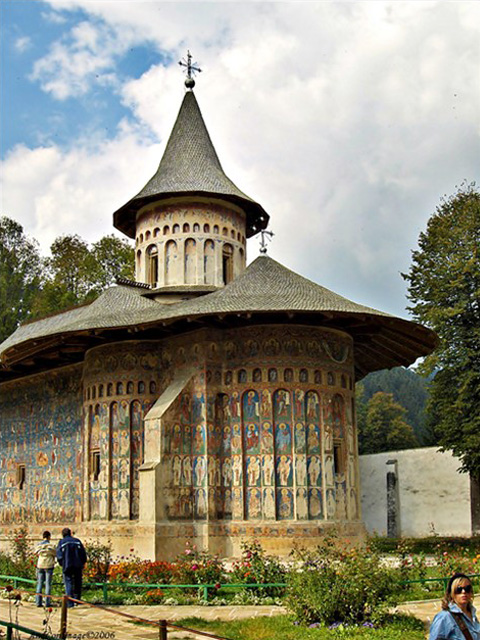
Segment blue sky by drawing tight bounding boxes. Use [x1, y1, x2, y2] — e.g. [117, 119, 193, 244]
[1, 1, 479, 319]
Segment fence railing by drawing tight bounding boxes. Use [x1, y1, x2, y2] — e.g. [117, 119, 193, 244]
[0, 574, 286, 602]
[2, 572, 480, 604]
[0, 618, 58, 640]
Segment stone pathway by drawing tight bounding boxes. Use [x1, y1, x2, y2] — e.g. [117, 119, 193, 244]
[2, 596, 478, 639]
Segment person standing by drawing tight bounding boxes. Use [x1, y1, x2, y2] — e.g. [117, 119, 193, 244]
[429, 573, 480, 639]
[35, 531, 57, 607]
[56, 528, 87, 608]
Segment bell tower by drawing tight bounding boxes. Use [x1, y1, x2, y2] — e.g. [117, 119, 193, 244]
[113, 52, 269, 292]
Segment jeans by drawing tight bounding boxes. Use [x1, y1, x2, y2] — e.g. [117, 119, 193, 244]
[63, 568, 83, 607]
[36, 568, 53, 607]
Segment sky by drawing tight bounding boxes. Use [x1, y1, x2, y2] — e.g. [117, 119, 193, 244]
[1, 0, 479, 320]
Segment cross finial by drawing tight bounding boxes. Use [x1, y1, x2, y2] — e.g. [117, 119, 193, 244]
[179, 50, 202, 89]
[259, 229, 274, 254]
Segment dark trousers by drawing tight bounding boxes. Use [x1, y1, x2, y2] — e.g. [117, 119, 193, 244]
[63, 568, 83, 607]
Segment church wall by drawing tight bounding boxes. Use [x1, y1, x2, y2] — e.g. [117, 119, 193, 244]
[0, 325, 364, 560]
[0, 364, 83, 527]
[151, 324, 364, 559]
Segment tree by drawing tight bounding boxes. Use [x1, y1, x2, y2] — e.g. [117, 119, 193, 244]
[358, 392, 419, 454]
[361, 366, 432, 445]
[31, 234, 134, 319]
[403, 183, 480, 473]
[0, 217, 43, 342]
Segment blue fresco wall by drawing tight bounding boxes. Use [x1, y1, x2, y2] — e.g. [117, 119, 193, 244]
[0, 365, 83, 524]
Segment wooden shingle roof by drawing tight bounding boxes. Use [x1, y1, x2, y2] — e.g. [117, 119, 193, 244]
[0, 256, 437, 382]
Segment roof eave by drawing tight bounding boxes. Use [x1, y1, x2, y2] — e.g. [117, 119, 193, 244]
[113, 191, 270, 239]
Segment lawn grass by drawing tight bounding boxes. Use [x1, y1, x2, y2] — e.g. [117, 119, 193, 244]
[173, 614, 426, 639]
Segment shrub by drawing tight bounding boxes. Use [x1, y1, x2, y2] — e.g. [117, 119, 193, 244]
[286, 535, 398, 626]
[84, 540, 112, 582]
[172, 541, 225, 592]
[229, 539, 287, 597]
[6, 527, 34, 578]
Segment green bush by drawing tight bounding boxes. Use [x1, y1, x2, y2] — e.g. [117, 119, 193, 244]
[84, 540, 112, 582]
[286, 535, 398, 626]
[5, 526, 35, 578]
[229, 539, 287, 597]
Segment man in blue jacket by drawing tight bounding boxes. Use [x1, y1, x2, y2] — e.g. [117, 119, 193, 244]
[56, 528, 87, 607]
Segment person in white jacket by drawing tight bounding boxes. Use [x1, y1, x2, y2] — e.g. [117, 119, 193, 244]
[35, 531, 56, 607]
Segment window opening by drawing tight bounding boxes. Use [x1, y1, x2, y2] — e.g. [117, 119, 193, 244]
[91, 450, 101, 482]
[17, 465, 26, 490]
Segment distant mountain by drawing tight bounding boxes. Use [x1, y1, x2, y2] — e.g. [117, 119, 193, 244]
[360, 367, 433, 445]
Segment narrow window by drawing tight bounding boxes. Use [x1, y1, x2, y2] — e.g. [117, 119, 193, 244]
[173, 223, 180, 234]
[91, 451, 101, 482]
[147, 245, 158, 286]
[17, 465, 26, 491]
[333, 442, 344, 476]
[204, 223, 210, 233]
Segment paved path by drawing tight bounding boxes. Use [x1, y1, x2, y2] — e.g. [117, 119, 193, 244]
[3, 596, 479, 639]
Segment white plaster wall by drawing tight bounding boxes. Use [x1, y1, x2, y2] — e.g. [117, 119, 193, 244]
[360, 447, 472, 537]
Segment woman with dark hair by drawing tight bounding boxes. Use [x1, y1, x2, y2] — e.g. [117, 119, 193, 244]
[429, 573, 480, 639]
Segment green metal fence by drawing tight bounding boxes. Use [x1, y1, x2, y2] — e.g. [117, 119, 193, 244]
[0, 618, 57, 640]
[2, 572, 479, 604]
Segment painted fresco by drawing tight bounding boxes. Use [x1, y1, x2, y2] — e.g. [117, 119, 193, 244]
[0, 367, 82, 524]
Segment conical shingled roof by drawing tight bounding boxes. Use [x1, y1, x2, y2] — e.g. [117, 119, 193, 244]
[114, 90, 269, 238]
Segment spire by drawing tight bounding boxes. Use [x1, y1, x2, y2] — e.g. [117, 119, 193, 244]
[114, 90, 269, 239]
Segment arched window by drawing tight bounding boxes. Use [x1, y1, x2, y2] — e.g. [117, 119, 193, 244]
[183, 223, 190, 233]
[253, 368, 262, 382]
[153, 227, 160, 237]
[222, 227, 228, 236]
[145, 230, 151, 240]
[163, 225, 170, 235]
[231, 229, 235, 239]
[140, 233, 144, 243]
[98, 384, 104, 398]
[203, 223, 210, 233]
[107, 383, 113, 396]
[284, 368, 293, 382]
[173, 223, 180, 234]
[193, 223, 200, 232]
[214, 224, 219, 234]
[238, 369, 247, 383]
[150, 381, 157, 394]
[300, 369, 309, 383]
[138, 381, 145, 394]
[222, 244, 234, 284]
[147, 244, 158, 286]
[116, 382, 124, 395]
[127, 381, 134, 394]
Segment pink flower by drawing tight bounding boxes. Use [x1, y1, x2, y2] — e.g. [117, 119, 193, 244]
[192, 564, 198, 571]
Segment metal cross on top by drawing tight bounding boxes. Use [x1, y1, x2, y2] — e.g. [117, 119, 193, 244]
[259, 229, 274, 254]
[179, 50, 202, 89]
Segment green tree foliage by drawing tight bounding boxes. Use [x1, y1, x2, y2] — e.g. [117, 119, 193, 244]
[358, 392, 419, 454]
[31, 233, 134, 319]
[0, 217, 43, 343]
[361, 367, 432, 444]
[403, 184, 480, 474]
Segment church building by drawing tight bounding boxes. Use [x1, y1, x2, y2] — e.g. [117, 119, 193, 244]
[0, 64, 437, 558]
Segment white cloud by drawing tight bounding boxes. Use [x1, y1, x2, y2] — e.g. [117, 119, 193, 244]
[14, 36, 32, 53]
[3, 1, 480, 318]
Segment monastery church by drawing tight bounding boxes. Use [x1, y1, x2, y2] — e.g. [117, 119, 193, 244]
[0, 66, 436, 559]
